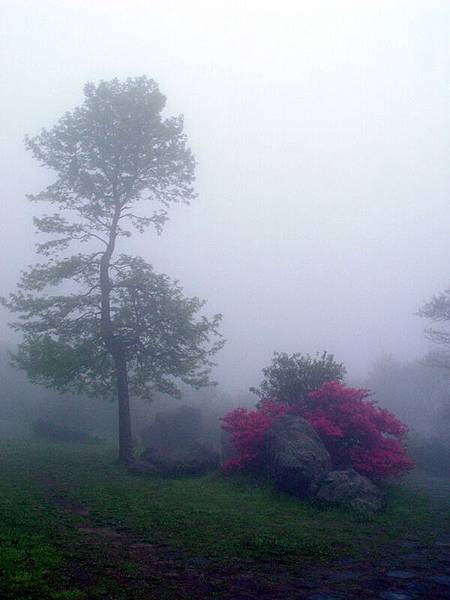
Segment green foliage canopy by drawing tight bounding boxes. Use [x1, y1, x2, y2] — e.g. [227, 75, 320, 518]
[251, 351, 346, 405]
[2, 77, 223, 407]
[418, 290, 450, 358]
[6, 255, 223, 400]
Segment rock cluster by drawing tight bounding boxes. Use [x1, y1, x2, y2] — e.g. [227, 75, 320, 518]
[314, 468, 385, 513]
[132, 444, 220, 476]
[137, 410, 385, 512]
[140, 405, 203, 449]
[140, 444, 220, 476]
[264, 414, 385, 513]
[134, 405, 220, 476]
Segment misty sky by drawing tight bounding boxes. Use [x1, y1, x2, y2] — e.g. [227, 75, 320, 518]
[1, 1, 449, 392]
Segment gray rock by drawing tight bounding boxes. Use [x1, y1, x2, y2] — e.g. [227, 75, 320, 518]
[329, 571, 361, 582]
[140, 444, 220, 476]
[315, 469, 384, 513]
[140, 405, 203, 449]
[404, 580, 434, 595]
[265, 415, 332, 497]
[379, 592, 414, 600]
[128, 461, 159, 476]
[404, 551, 428, 561]
[307, 593, 347, 600]
[428, 575, 450, 587]
[387, 571, 416, 579]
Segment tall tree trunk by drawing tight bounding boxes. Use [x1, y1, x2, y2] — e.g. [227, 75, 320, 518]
[113, 347, 134, 465]
[99, 203, 134, 465]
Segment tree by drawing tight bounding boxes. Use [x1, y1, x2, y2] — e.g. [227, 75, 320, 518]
[364, 354, 449, 435]
[418, 290, 450, 369]
[251, 351, 346, 405]
[2, 77, 223, 464]
[417, 290, 450, 443]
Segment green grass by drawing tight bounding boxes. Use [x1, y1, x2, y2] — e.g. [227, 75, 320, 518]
[0, 439, 445, 599]
[0, 450, 85, 599]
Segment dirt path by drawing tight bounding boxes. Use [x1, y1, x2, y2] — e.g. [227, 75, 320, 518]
[45, 476, 450, 600]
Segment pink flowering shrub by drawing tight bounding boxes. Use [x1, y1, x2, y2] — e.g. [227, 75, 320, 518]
[221, 400, 289, 471]
[221, 381, 414, 480]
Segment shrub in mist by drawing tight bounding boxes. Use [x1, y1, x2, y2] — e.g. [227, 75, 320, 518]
[222, 381, 414, 481]
[251, 351, 346, 405]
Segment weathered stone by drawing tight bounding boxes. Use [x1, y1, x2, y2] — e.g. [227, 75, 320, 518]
[128, 461, 159, 476]
[140, 405, 203, 449]
[404, 551, 428, 561]
[428, 575, 450, 587]
[387, 571, 416, 580]
[379, 592, 414, 600]
[307, 593, 347, 600]
[329, 571, 361, 582]
[265, 415, 331, 497]
[140, 444, 220, 476]
[315, 469, 384, 513]
[405, 580, 434, 594]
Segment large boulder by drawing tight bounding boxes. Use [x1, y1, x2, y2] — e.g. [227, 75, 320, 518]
[265, 415, 332, 497]
[140, 405, 203, 449]
[128, 461, 159, 476]
[314, 469, 384, 513]
[140, 443, 220, 476]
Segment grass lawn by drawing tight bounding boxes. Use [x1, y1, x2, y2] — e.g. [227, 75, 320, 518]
[0, 439, 445, 599]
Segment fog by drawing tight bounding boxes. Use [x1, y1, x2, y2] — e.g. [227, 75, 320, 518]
[1, 0, 450, 396]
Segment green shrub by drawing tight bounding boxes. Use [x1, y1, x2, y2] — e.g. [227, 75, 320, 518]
[251, 351, 346, 405]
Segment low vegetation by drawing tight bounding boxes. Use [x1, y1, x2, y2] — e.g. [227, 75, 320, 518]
[0, 440, 443, 600]
[223, 380, 413, 479]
